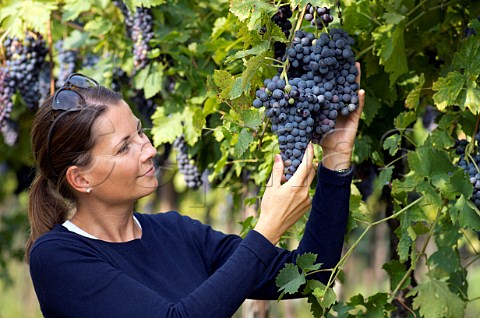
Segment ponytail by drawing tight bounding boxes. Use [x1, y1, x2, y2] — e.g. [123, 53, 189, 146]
[25, 174, 70, 263]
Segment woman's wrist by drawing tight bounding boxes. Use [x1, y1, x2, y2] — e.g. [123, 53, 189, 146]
[253, 220, 280, 246]
[321, 150, 352, 171]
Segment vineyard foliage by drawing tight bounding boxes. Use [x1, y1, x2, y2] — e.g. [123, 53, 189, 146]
[1, 0, 480, 316]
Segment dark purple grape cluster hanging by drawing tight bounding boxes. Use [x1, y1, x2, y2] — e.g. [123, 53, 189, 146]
[253, 28, 359, 180]
[0, 67, 15, 125]
[173, 136, 203, 189]
[114, 1, 154, 71]
[3, 33, 48, 111]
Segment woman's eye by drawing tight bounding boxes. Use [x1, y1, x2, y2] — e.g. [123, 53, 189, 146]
[119, 143, 130, 153]
[138, 128, 146, 136]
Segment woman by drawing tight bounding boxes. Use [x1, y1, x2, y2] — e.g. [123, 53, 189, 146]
[27, 71, 365, 317]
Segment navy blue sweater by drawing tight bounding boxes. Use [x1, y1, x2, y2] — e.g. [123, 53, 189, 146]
[29, 165, 352, 317]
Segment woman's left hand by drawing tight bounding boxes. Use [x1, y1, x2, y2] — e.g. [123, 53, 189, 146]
[320, 62, 365, 171]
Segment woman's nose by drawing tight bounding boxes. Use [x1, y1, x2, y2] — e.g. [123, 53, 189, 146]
[140, 141, 157, 161]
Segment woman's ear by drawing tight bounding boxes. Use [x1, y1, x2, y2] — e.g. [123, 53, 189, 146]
[66, 166, 90, 193]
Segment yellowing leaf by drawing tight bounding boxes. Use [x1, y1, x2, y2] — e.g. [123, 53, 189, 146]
[405, 73, 425, 109]
[432, 71, 466, 111]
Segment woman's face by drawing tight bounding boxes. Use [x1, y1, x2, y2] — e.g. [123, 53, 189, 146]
[81, 100, 158, 204]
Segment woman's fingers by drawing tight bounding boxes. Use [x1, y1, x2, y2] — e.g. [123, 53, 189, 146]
[267, 154, 284, 188]
[287, 143, 314, 187]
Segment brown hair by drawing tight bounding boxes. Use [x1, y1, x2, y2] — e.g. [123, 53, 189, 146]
[25, 86, 123, 262]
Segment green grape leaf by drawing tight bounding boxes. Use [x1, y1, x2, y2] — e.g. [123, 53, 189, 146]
[346, 293, 394, 317]
[429, 128, 455, 149]
[226, 41, 270, 63]
[416, 181, 442, 207]
[408, 278, 466, 318]
[276, 263, 306, 295]
[242, 55, 267, 91]
[144, 62, 164, 99]
[383, 134, 401, 156]
[183, 107, 205, 145]
[442, 169, 472, 199]
[62, 0, 92, 21]
[229, 77, 244, 100]
[427, 247, 461, 279]
[397, 232, 413, 262]
[464, 80, 480, 113]
[239, 216, 256, 238]
[63, 30, 89, 50]
[362, 94, 382, 126]
[383, 260, 409, 290]
[405, 73, 425, 109]
[450, 195, 480, 231]
[372, 22, 408, 85]
[213, 70, 235, 100]
[432, 71, 466, 111]
[394, 111, 416, 130]
[234, 128, 253, 157]
[383, 10, 405, 25]
[150, 108, 183, 146]
[0, 1, 57, 37]
[312, 285, 336, 309]
[296, 253, 321, 272]
[242, 109, 262, 130]
[408, 146, 454, 180]
[229, 0, 275, 31]
[341, 1, 373, 33]
[453, 35, 480, 75]
[84, 16, 112, 37]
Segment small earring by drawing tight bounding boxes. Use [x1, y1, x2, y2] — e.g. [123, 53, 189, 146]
[86, 187, 92, 193]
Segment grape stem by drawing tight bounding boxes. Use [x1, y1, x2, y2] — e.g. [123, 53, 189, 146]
[389, 202, 441, 303]
[322, 196, 424, 292]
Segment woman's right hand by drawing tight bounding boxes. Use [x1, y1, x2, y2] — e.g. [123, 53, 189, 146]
[254, 143, 316, 245]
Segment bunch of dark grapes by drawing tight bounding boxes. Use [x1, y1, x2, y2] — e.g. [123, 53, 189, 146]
[173, 136, 203, 189]
[131, 7, 154, 70]
[55, 40, 78, 88]
[4, 34, 48, 111]
[271, 5, 293, 59]
[0, 67, 15, 125]
[114, 1, 154, 71]
[304, 4, 334, 30]
[1, 119, 19, 147]
[253, 28, 359, 180]
[456, 138, 480, 208]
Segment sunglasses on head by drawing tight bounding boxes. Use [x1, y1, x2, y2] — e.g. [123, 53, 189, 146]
[47, 73, 99, 176]
[52, 73, 99, 112]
